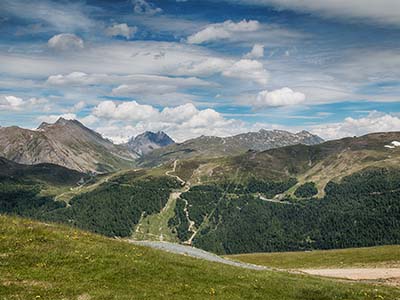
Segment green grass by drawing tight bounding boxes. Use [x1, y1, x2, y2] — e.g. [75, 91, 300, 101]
[226, 245, 400, 269]
[1, 215, 400, 300]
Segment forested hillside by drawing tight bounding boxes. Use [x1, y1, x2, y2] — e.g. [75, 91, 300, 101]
[169, 168, 400, 254]
[0, 170, 180, 237]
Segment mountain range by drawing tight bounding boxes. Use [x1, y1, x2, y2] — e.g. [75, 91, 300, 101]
[0, 118, 324, 172]
[137, 129, 323, 167]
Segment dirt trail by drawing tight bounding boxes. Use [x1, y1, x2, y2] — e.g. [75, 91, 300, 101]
[165, 160, 186, 185]
[181, 199, 197, 244]
[301, 268, 400, 282]
[259, 194, 293, 205]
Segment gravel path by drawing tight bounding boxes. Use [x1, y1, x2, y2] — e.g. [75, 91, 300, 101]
[301, 268, 400, 280]
[127, 240, 268, 271]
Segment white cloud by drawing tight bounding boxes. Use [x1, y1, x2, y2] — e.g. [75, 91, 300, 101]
[105, 23, 137, 39]
[79, 114, 98, 126]
[254, 87, 306, 107]
[1, 41, 233, 79]
[187, 19, 260, 44]
[1, 0, 95, 32]
[48, 33, 84, 51]
[160, 103, 199, 123]
[70, 101, 86, 112]
[133, 0, 162, 15]
[88, 101, 248, 142]
[47, 72, 212, 89]
[111, 75, 213, 95]
[175, 58, 232, 77]
[231, 0, 400, 27]
[93, 100, 159, 121]
[222, 59, 269, 85]
[311, 111, 400, 140]
[45, 72, 212, 105]
[37, 113, 77, 124]
[0, 95, 49, 111]
[244, 44, 264, 58]
[0, 95, 24, 110]
[47, 72, 95, 86]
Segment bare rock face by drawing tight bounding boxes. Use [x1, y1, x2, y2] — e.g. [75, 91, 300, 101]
[126, 131, 175, 156]
[0, 118, 137, 173]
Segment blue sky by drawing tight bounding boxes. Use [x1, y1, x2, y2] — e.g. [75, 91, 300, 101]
[1, 0, 400, 142]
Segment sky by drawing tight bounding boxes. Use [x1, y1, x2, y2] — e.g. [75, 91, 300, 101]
[1, 0, 400, 143]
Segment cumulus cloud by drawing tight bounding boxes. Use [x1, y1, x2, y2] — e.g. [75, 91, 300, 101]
[231, 0, 400, 27]
[48, 33, 84, 51]
[222, 59, 269, 85]
[244, 44, 264, 58]
[133, 0, 162, 15]
[0, 95, 24, 110]
[254, 87, 306, 107]
[311, 111, 400, 140]
[37, 113, 77, 124]
[88, 101, 247, 142]
[93, 100, 159, 121]
[0, 95, 49, 111]
[187, 19, 260, 44]
[105, 23, 137, 39]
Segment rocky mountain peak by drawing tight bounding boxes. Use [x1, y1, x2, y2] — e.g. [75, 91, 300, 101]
[127, 131, 175, 155]
[1, 118, 137, 173]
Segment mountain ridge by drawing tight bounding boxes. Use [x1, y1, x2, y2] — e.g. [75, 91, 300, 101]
[138, 128, 324, 167]
[0, 118, 324, 172]
[0, 118, 137, 173]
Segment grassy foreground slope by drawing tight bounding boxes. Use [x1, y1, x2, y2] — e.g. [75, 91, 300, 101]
[227, 245, 400, 269]
[1, 216, 399, 300]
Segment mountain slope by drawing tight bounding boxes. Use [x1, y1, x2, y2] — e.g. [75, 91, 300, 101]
[173, 131, 400, 192]
[125, 131, 174, 155]
[138, 129, 323, 167]
[0, 156, 86, 187]
[1, 215, 398, 300]
[0, 118, 137, 173]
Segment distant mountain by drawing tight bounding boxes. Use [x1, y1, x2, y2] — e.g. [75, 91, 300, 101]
[126, 131, 175, 156]
[138, 129, 323, 167]
[0, 118, 137, 173]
